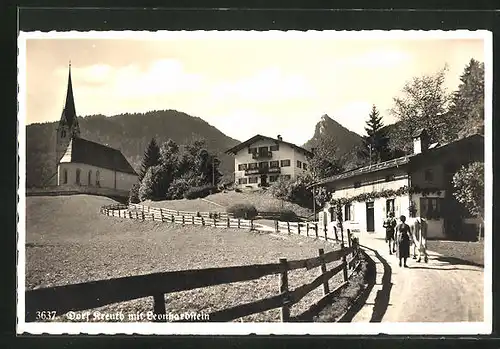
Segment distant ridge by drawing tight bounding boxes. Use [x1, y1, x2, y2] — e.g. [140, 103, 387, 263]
[26, 109, 240, 187]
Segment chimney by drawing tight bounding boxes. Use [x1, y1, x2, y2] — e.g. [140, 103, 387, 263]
[277, 135, 283, 141]
[413, 128, 430, 154]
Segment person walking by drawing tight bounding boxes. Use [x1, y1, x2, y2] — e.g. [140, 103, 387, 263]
[396, 215, 412, 268]
[383, 211, 397, 255]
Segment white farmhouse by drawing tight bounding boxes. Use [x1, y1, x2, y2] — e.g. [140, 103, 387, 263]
[55, 63, 138, 195]
[225, 134, 313, 189]
[313, 129, 484, 240]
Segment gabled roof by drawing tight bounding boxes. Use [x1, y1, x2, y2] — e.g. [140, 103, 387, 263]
[65, 137, 137, 175]
[311, 133, 484, 188]
[313, 155, 413, 187]
[225, 134, 314, 157]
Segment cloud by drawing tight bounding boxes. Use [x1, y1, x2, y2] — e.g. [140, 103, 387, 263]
[211, 67, 316, 103]
[346, 49, 412, 68]
[112, 59, 206, 98]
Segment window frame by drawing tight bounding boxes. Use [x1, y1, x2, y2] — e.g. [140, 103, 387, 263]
[248, 176, 258, 184]
[238, 177, 248, 185]
[75, 168, 81, 185]
[280, 159, 291, 167]
[297, 160, 302, 168]
[420, 197, 442, 220]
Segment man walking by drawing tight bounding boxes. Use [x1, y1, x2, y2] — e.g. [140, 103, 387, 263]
[383, 211, 397, 255]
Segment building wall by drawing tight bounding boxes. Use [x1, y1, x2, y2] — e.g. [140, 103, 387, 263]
[410, 162, 445, 188]
[57, 162, 138, 192]
[233, 139, 310, 188]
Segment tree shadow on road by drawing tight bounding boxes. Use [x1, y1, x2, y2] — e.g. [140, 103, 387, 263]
[432, 255, 484, 268]
[408, 265, 482, 272]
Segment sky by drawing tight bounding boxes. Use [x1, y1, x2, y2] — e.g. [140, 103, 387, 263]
[22, 32, 486, 145]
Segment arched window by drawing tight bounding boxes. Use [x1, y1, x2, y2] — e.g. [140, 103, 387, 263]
[63, 169, 68, 184]
[96, 170, 100, 187]
[88, 170, 92, 186]
[75, 168, 81, 185]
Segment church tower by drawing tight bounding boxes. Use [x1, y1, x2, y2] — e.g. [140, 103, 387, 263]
[56, 62, 81, 166]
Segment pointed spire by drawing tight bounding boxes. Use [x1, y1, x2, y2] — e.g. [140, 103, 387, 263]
[60, 61, 78, 128]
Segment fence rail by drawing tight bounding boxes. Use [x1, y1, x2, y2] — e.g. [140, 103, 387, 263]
[101, 204, 338, 243]
[25, 244, 359, 323]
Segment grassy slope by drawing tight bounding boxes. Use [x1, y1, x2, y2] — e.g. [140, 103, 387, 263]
[25, 195, 340, 322]
[144, 190, 314, 217]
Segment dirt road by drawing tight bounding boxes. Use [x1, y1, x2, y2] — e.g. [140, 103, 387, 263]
[352, 232, 484, 322]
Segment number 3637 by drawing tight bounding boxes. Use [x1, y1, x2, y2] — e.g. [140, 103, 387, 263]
[36, 311, 56, 321]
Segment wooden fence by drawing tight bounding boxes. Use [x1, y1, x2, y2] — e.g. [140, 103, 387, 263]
[129, 203, 233, 220]
[25, 242, 360, 323]
[102, 204, 254, 230]
[101, 204, 337, 242]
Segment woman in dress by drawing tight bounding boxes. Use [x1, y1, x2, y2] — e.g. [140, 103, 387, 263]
[396, 215, 412, 268]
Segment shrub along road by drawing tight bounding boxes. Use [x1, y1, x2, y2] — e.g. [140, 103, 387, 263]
[352, 232, 484, 323]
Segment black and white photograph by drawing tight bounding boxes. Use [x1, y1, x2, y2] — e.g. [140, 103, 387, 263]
[17, 30, 492, 335]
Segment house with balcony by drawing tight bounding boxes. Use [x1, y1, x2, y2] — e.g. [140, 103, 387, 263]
[311, 129, 484, 240]
[225, 134, 314, 188]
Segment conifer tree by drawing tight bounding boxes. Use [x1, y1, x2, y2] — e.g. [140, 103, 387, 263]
[138, 138, 161, 182]
[360, 105, 389, 164]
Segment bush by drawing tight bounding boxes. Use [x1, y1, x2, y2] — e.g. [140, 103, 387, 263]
[277, 209, 299, 222]
[167, 178, 191, 200]
[129, 182, 140, 204]
[184, 185, 218, 200]
[259, 208, 299, 222]
[227, 203, 258, 219]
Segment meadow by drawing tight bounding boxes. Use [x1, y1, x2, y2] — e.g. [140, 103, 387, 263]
[25, 194, 343, 322]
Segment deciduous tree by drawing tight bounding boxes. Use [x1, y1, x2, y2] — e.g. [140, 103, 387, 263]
[389, 66, 452, 153]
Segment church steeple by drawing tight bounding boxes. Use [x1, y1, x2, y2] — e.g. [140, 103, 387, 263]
[59, 61, 79, 133]
[56, 61, 80, 167]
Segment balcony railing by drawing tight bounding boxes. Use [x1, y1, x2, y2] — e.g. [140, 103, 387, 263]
[244, 167, 281, 175]
[252, 151, 273, 160]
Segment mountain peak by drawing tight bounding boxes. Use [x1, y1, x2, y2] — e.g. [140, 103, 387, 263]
[303, 114, 363, 158]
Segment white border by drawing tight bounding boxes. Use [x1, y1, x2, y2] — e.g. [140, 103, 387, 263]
[17, 30, 493, 335]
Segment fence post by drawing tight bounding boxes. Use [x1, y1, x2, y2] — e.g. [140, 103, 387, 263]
[192, 216, 195, 225]
[238, 218, 241, 229]
[324, 227, 328, 242]
[227, 217, 230, 228]
[324, 223, 327, 238]
[151, 213, 154, 221]
[142, 211, 145, 220]
[297, 223, 301, 235]
[136, 211, 139, 219]
[182, 215, 185, 225]
[152, 294, 167, 322]
[250, 220, 254, 231]
[315, 223, 319, 239]
[287, 221, 290, 234]
[318, 249, 330, 295]
[213, 217, 217, 227]
[119, 210, 121, 218]
[128, 211, 132, 219]
[275, 220, 279, 233]
[279, 258, 290, 322]
[347, 230, 352, 248]
[171, 214, 175, 223]
[341, 244, 348, 282]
